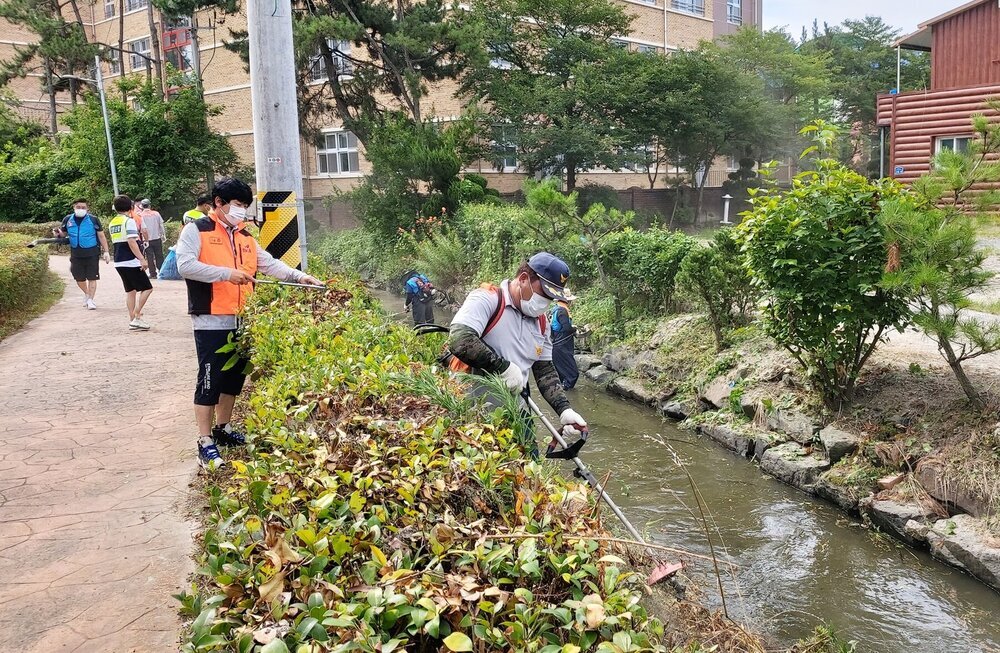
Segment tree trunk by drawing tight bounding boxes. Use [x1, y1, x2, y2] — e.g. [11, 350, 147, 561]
[939, 338, 985, 409]
[565, 155, 576, 192]
[44, 58, 57, 137]
[147, 3, 164, 96]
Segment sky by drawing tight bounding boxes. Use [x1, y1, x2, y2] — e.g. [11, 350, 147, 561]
[763, 0, 950, 39]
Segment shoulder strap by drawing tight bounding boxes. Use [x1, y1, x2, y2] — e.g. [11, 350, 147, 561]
[482, 286, 506, 337]
[538, 313, 547, 334]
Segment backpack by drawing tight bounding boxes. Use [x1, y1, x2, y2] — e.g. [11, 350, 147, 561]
[443, 284, 547, 374]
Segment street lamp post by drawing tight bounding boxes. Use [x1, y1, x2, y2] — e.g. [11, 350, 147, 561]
[60, 58, 119, 196]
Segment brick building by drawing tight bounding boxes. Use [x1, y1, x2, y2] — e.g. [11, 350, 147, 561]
[0, 0, 761, 223]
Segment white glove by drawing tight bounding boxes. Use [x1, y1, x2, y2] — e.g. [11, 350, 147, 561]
[499, 363, 525, 391]
[102, 252, 110, 264]
[560, 409, 588, 439]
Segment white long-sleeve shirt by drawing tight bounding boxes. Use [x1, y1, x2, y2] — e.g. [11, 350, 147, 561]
[176, 221, 306, 330]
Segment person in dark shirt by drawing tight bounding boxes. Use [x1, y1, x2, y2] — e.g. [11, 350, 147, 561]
[55, 198, 110, 310]
[549, 295, 579, 390]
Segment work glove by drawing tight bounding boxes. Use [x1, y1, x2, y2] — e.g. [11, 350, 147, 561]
[559, 408, 588, 439]
[499, 362, 525, 391]
[102, 252, 110, 264]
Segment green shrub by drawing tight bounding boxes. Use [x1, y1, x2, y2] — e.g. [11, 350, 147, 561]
[739, 122, 910, 410]
[180, 278, 668, 652]
[316, 227, 412, 287]
[455, 202, 539, 282]
[677, 228, 756, 350]
[599, 227, 695, 313]
[0, 221, 61, 238]
[412, 229, 477, 296]
[0, 233, 51, 315]
[576, 182, 621, 214]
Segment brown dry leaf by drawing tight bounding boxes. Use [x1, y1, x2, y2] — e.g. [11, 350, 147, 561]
[264, 522, 302, 567]
[647, 562, 683, 586]
[582, 593, 606, 629]
[431, 523, 455, 547]
[253, 626, 278, 644]
[222, 583, 244, 601]
[259, 571, 286, 604]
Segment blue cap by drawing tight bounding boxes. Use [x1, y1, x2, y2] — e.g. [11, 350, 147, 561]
[528, 252, 571, 300]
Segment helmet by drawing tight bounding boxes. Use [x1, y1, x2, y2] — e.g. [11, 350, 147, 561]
[212, 177, 253, 206]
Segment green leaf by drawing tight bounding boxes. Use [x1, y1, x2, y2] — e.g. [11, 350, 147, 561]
[442, 632, 474, 652]
[261, 640, 290, 653]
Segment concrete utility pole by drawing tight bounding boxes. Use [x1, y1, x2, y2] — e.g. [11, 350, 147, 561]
[248, 0, 308, 271]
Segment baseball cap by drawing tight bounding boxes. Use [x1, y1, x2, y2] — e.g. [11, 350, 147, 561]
[527, 252, 571, 300]
[140, 198, 151, 207]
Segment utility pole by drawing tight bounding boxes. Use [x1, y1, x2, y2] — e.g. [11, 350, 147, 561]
[247, 0, 308, 271]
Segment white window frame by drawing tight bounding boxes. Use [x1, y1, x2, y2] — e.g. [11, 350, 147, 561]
[104, 0, 116, 18]
[671, 0, 705, 16]
[317, 131, 360, 176]
[308, 39, 353, 83]
[125, 0, 148, 12]
[129, 37, 151, 71]
[636, 44, 659, 54]
[108, 56, 121, 76]
[493, 126, 518, 171]
[727, 0, 742, 25]
[935, 135, 972, 155]
[611, 39, 628, 50]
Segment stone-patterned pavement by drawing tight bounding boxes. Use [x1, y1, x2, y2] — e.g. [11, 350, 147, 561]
[0, 255, 197, 652]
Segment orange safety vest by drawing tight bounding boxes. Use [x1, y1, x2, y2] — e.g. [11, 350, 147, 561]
[185, 210, 258, 316]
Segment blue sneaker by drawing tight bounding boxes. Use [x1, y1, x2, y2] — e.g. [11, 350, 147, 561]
[198, 440, 224, 470]
[212, 425, 246, 447]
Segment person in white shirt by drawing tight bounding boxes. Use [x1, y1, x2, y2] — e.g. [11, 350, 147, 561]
[139, 199, 166, 278]
[107, 195, 153, 330]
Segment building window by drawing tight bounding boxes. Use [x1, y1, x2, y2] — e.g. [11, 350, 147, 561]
[104, 0, 116, 18]
[125, 0, 149, 11]
[671, 0, 704, 15]
[636, 44, 659, 54]
[309, 40, 353, 82]
[727, 0, 742, 24]
[935, 136, 972, 154]
[129, 38, 151, 71]
[611, 39, 628, 50]
[108, 56, 121, 76]
[727, 155, 740, 171]
[492, 126, 518, 171]
[317, 131, 360, 175]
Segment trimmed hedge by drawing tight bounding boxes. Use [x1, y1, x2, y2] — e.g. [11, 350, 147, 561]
[0, 232, 51, 316]
[0, 221, 60, 239]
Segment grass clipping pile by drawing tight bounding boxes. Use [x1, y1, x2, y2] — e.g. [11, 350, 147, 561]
[181, 279, 747, 653]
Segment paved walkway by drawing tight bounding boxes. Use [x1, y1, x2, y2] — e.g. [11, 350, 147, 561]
[0, 256, 197, 652]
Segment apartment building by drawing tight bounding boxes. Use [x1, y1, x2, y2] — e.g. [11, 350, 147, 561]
[0, 0, 761, 219]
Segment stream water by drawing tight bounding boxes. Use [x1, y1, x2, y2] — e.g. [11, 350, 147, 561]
[373, 289, 1000, 653]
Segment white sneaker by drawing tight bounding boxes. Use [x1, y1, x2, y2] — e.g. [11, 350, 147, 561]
[86, 298, 97, 310]
[129, 318, 151, 330]
[82, 296, 89, 307]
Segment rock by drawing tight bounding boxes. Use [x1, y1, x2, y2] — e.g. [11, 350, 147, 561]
[601, 349, 630, 373]
[699, 424, 751, 458]
[660, 400, 693, 420]
[749, 432, 780, 461]
[759, 442, 830, 491]
[608, 377, 657, 405]
[585, 365, 614, 386]
[700, 377, 734, 410]
[814, 472, 863, 513]
[739, 393, 758, 419]
[914, 458, 990, 518]
[765, 408, 817, 445]
[860, 497, 938, 547]
[903, 519, 931, 544]
[926, 515, 1000, 592]
[818, 425, 859, 464]
[647, 314, 701, 350]
[877, 473, 906, 491]
[574, 354, 601, 373]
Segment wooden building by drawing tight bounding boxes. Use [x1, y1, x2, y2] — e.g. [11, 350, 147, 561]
[876, 0, 1000, 185]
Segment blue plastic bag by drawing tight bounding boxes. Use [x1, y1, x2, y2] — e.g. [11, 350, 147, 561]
[158, 247, 181, 280]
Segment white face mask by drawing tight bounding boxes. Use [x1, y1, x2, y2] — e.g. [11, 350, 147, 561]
[74, 208, 87, 218]
[224, 204, 247, 226]
[520, 290, 552, 317]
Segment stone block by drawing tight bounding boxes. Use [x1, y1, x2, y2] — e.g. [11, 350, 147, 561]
[584, 365, 614, 386]
[819, 425, 860, 464]
[914, 458, 990, 518]
[700, 377, 734, 410]
[766, 408, 817, 444]
[926, 515, 1000, 592]
[660, 400, 693, 421]
[601, 349, 630, 373]
[877, 473, 906, 491]
[814, 472, 863, 513]
[860, 497, 938, 547]
[574, 354, 601, 373]
[699, 424, 751, 458]
[608, 377, 656, 405]
[759, 442, 830, 491]
[739, 393, 758, 419]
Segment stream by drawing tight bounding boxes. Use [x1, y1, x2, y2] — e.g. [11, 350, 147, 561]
[373, 289, 1000, 653]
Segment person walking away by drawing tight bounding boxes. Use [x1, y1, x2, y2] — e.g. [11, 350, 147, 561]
[549, 294, 579, 390]
[139, 199, 166, 279]
[107, 195, 153, 330]
[183, 195, 213, 225]
[176, 177, 323, 470]
[404, 272, 435, 325]
[55, 198, 110, 310]
[448, 252, 588, 455]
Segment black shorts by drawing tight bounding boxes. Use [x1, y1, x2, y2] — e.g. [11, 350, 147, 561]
[194, 329, 248, 406]
[115, 266, 153, 292]
[70, 256, 100, 282]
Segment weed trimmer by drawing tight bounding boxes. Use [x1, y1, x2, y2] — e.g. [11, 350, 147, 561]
[251, 278, 327, 290]
[24, 237, 66, 248]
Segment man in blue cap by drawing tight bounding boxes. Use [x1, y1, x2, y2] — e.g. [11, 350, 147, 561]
[449, 252, 588, 451]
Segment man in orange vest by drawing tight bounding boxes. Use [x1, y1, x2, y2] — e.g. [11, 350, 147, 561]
[176, 177, 322, 469]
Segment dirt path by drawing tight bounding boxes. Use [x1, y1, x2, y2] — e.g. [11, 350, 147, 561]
[0, 255, 197, 652]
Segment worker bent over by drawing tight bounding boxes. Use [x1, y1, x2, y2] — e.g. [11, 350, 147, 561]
[176, 177, 322, 470]
[448, 252, 587, 455]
